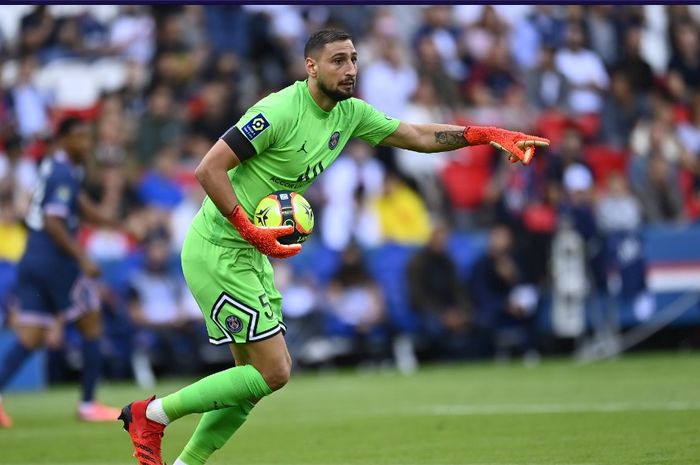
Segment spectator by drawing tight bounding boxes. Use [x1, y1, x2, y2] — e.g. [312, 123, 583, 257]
[18, 6, 59, 61]
[127, 231, 206, 386]
[525, 45, 570, 112]
[510, 5, 567, 70]
[134, 85, 183, 168]
[272, 261, 323, 368]
[547, 125, 592, 198]
[612, 25, 655, 95]
[358, 35, 418, 121]
[10, 54, 53, 141]
[108, 6, 156, 66]
[554, 21, 610, 115]
[585, 6, 619, 66]
[667, 20, 700, 99]
[413, 6, 465, 83]
[414, 33, 461, 108]
[465, 36, 519, 106]
[188, 80, 241, 143]
[635, 155, 685, 224]
[0, 135, 38, 219]
[324, 244, 387, 365]
[599, 70, 650, 149]
[629, 96, 691, 189]
[319, 140, 384, 251]
[468, 225, 538, 360]
[372, 171, 432, 246]
[137, 146, 185, 211]
[595, 173, 643, 233]
[406, 223, 471, 359]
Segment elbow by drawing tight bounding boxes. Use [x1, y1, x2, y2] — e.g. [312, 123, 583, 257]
[194, 161, 209, 185]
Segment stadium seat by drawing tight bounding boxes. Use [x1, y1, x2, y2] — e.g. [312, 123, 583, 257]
[584, 144, 628, 187]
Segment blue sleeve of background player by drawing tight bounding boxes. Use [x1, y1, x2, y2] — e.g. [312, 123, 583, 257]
[42, 167, 78, 219]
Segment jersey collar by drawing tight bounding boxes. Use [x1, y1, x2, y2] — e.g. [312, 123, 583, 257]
[53, 150, 83, 176]
[302, 80, 331, 119]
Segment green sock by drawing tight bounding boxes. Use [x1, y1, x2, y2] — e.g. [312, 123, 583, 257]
[162, 364, 271, 421]
[178, 400, 255, 465]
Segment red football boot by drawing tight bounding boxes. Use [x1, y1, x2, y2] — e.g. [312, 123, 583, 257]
[118, 396, 165, 465]
[0, 400, 13, 428]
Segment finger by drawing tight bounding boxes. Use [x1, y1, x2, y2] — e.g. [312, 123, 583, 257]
[263, 225, 295, 237]
[522, 146, 534, 165]
[508, 154, 519, 164]
[516, 135, 550, 147]
[276, 244, 302, 258]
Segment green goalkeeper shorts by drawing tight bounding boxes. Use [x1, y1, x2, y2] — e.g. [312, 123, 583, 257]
[181, 226, 285, 345]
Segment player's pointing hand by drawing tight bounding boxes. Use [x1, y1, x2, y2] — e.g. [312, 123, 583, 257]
[464, 126, 550, 165]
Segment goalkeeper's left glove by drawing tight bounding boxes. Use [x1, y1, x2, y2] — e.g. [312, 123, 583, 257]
[464, 126, 550, 165]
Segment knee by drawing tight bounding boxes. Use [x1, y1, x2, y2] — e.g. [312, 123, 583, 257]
[259, 358, 292, 391]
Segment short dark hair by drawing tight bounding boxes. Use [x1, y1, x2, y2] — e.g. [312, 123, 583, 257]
[56, 117, 85, 138]
[304, 29, 352, 58]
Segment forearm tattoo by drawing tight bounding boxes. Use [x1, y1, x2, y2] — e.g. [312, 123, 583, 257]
[434, 130, 467, 146]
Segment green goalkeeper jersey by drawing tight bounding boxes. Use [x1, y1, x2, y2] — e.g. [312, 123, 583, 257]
[190, 80, 400, 248]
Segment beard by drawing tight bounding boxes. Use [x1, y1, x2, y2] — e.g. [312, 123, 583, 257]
[318, 76, 355, 102]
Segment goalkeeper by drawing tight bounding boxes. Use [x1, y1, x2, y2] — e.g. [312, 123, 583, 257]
[119, 29, 549, 465]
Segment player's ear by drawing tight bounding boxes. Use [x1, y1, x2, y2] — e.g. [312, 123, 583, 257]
[305, 57, 317, 78]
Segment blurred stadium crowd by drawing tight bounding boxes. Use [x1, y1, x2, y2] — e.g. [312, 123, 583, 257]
[1, 5, 700, 383]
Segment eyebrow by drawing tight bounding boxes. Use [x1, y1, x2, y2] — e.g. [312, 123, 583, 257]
[330, 52, 357, 59]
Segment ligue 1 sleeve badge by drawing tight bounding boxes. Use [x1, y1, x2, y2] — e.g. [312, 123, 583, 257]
[225, 315, 243, 334]
[328, 131, 341, 150]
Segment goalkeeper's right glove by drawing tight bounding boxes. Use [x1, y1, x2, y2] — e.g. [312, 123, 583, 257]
[227, 205, 302, 259]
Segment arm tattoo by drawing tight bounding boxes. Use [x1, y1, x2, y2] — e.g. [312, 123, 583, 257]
[434, 130, 466, 146]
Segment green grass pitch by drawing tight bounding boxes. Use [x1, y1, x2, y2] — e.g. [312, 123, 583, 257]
[1, 352, 699, 465]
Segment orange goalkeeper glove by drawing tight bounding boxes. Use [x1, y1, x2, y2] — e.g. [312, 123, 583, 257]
[227, 205, 302, 259]
[464, 126, 550, 165]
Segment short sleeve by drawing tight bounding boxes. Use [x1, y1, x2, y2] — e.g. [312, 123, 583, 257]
[43, 170, 76, 218]
[232, 106, 277, 154]
[351, 99, 401, 147]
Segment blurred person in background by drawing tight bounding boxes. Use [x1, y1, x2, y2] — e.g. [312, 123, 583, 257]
[137, 146, 185, 212]
[9, 54, 53, 141]
[584, 6, 618, 67]
[524, 45, 570, 112]
[599, 70, 650, 149]
[0, 118, 130, 427]
[629, 95, 691, 192]
[554, 21, 609, 116]
[413, 18, 462, 107]
[319, 139, 384, 251]
[667, 20, 700, 101]
[127, 229, 207, 388]
[406, 223, 471, 360]
[18, 6, 58, 62]
[635, 155, 685, 225]
[546, 124, 592, 200]
[271, 261, 324, 369]
[359, 35, 418, 171]
[372, 171, 432, 246]
[134, 84, 183, 168]
[468, 224, 538, 361]
[324, 244, 387, 366]
[108, 6, 156, 67]
[0, 134, 38, 219]
[611, 24, 655, 97]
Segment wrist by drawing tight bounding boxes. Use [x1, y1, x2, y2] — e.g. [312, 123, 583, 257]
[463, 126, 495, 146]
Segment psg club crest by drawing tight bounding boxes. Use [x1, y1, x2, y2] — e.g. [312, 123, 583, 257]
[328, 131, 340, 150]
[225, 315, 243, 334]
